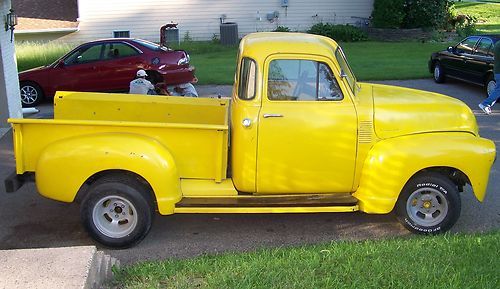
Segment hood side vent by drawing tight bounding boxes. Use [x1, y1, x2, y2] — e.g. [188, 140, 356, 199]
[358, 120, 373, 143]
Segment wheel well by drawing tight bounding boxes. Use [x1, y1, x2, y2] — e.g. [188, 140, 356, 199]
[75, 169, 157, 210]
[411, 167, 470, 192]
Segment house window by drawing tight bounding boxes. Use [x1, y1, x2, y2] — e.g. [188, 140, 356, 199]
[113, 31, 130, 38]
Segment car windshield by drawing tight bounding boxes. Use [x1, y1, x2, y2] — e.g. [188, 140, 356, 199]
[334, 47, 358, 95]
[133, 39, 170, 51]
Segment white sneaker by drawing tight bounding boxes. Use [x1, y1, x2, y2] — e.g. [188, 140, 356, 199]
[478, 104, 492, 115]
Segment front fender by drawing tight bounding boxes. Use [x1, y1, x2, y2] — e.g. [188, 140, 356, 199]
[36, 133, 181, 215]
[353, 133, 496, 214]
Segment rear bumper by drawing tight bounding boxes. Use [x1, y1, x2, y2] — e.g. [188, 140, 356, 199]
[159, 66, 196, 85]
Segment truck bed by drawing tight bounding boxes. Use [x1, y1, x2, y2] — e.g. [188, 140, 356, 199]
[10, 92, 229, 181]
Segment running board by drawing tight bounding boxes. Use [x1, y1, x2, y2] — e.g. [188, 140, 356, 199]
[173, 194, 359, 213]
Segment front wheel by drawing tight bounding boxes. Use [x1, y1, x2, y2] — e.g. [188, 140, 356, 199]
[80, 175, 154, 248]
[433, 63, 445, 83]
[395, 172, 461, 234]
[20, 82, 44, 107]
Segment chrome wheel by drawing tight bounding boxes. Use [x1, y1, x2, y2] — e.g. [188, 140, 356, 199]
[406, 188, 448, 227]
[92, 195, 138, 239]
[20, 84, 39, 105]
[434, 66, 441, 81]
[486, 79, 496, 96]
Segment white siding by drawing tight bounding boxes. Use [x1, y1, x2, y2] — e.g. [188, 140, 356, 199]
[1, 0, 22, 129]
[61, 0, 374, 43]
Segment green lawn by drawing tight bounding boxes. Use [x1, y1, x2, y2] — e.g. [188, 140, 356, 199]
[110, 231, 500, 289]
[455, 1, 500, 34]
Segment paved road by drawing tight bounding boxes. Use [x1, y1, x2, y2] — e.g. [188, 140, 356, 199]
[0, 79, 498, 265]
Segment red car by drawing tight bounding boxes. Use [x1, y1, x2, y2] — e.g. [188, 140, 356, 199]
[19, 38, 195, 107]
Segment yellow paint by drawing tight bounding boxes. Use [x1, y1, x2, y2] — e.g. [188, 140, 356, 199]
[8, 32, 497, 218]
[174, 205, 359, 214]
[181, 179, 238, 197]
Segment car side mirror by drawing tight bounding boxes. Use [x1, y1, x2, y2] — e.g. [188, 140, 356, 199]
[447, 46, 455, 53]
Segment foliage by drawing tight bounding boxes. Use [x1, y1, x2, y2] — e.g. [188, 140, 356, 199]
[307, 23, 368, 42]
[183, 31, 193, 42]
[403, 0, 453, 29]
[454, 1, 500, 34]
[455, 14, 478, 38]
[371, 0, 406, 28]
[111, 232, 500, 289]
[211, 33, 220, 44]
[273, 26, 291, 32]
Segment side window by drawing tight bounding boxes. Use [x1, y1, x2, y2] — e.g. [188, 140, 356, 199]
[456, 37, 479, 54]
[103, 43, 139, 60]
[238, 57, 256, 100]
[64, 44, 103, 65]
[267, 59, 343, 101]
[475, 38, 493, 57]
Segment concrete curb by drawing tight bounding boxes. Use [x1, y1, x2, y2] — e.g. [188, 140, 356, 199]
[0, 246, 119, 289]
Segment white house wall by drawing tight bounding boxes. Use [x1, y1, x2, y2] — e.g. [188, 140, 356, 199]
[62, 0, 374, 43]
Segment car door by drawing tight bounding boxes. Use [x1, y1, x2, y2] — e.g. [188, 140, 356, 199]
[256, 55, 357, 194]
[469, 37, 494, 85]
[100, 42, 144, 91]
[446, 36, 480, 79]
[52, 43, 106, 92]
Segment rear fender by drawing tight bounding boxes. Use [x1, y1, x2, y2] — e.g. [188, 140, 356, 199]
[35, 133, 181, 214]
[353, 133, 496, 214]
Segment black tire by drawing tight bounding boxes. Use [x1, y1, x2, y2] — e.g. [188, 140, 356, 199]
[80, 175, 154, 248]
[20, 81, 44, 107]
[395, 172, 461, 234]
[433, 62, 446, 83]
[485, 74, 496, 97]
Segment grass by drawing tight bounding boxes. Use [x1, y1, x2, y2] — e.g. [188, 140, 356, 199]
[110, 231, 500, 289]
[15, 41, 75, 72]
[454, 1, 500, 34]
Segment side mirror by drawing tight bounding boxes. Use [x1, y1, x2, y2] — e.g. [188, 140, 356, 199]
[447, 46, 455, 53]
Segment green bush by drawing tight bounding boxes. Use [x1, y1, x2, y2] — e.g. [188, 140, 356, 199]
[307, 23, 368, 42]
[273, 26, 291, 32]
[371, 0, 406, 28]
[455, 14, 478, 37]
[403, 0, 453, 29]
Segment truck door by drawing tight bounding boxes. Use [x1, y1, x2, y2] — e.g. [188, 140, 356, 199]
[256, 55, 357, 194]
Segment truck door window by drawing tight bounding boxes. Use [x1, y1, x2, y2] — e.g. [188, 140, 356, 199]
[268, 59, 343, 101]
[238, 57, 256, 100]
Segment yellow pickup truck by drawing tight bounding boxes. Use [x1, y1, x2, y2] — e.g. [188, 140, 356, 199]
[6, 33, 496, 248]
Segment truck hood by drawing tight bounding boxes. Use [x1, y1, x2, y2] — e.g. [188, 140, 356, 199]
[367, 83, 478, 139]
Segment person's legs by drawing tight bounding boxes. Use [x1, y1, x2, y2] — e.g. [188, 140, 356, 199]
[481, 74, 500, 107]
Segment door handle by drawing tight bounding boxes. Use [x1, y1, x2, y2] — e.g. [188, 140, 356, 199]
[263, 113, 283, 118]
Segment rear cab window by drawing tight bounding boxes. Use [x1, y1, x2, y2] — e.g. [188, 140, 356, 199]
[238, 57, 257, 100]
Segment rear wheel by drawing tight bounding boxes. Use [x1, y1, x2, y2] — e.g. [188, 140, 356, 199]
[486, 75, 496, 97]
[396, 172, 460, 234]
[20, 81, 44, 107]
[80, 175, 154, 248]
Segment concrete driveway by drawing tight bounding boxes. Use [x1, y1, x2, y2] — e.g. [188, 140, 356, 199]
[0, 80, 498, 265]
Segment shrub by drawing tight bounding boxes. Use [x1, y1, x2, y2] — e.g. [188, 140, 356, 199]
[403, 0, 453, 29]
[455, 14, 478, 37]
[371, 0, 406, 28]
[273, 26, 291, 32]
[307, 23, 368, 42]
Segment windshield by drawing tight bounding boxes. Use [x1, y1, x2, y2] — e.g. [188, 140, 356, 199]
[133, 39, 170, 51]
[334, 47, 358, 95]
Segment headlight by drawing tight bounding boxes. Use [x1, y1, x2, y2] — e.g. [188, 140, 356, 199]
[177, 55, 189, 66]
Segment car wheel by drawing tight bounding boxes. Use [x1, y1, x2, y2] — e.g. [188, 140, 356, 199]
[20, 82, 44, 107]
[433, 63, 445, 83]
[80, 175, 154, 248]
[485, 75, 496, 97]
[395, 172, 460, 234]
